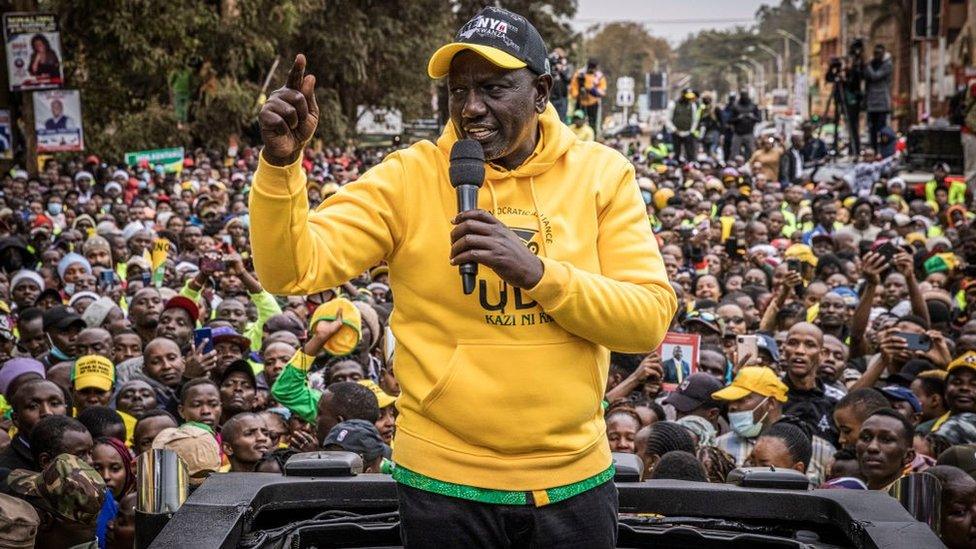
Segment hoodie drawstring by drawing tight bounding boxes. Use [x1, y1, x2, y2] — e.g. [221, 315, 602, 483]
[528, 177, 548, 258]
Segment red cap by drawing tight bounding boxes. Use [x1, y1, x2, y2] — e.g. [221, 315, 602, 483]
[163, 296, 200, 324]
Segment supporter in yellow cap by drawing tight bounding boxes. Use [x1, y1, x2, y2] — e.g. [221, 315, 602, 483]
[711, 367, 791, 470]
[71, 355, 115, 414]
[359, 379, 397, 445]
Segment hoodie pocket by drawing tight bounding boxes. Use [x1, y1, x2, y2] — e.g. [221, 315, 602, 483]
[420, 339, 602, 454]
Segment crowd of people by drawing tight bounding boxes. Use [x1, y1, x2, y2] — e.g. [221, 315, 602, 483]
[0, 90, 970, 548]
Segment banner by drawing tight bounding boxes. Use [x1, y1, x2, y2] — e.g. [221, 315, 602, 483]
[33, 89, 83, 152]
[125, 147, 185, 173]
[2, 13, 63, 91]
[151, 238, 171, 287]
[0, 110, 12, 160]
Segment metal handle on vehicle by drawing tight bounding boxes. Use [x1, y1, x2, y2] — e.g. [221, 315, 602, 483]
[136, 449, 189, 549]
[888, 472, 941, 535]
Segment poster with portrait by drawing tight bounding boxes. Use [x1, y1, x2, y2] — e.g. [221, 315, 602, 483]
[33, 89, 83, 152]
[3, 13, 64, 91]
[657, 332, 700, 390]
[0, 110, 12, 160]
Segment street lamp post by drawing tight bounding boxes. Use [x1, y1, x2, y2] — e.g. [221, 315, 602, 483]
[754, 44, 784, 90]
[776, 29, 808, 76]
[740, 57, 765, 101]
[733, 63, 755, 92]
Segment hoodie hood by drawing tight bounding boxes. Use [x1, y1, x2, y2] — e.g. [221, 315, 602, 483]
[436, 104, 577, 180]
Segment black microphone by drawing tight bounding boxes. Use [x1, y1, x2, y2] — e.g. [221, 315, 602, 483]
[449, 139, 485, 295]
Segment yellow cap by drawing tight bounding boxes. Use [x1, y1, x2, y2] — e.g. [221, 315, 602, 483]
[72, 355, 115, 392]
[712, 366, 788, 403]
[358, 379, 396, 408]
[310, 298, 363, 357]
[948, 351, 976, 375]
[428, 43, 526, 79]
[653, 188, 675, 210]
[905, 232, 926, 246]
[784, 243, 818, 267]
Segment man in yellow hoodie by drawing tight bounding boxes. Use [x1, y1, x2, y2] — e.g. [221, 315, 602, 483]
[250, 7, 675, 547]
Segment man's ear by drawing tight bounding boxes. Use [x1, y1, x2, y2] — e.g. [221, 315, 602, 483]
[221, 440, 233, 457]
[38, 452, 51, 470]
[535, 74, 553, 114]
[793, 461, 808, 474]
[903, 448, 916, 469]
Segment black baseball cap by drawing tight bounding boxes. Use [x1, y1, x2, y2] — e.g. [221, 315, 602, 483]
[42, 306, 85, 332]
[323, 419, 391, 463]
[663, 373, 724, 413]
[428, 7, 549, 79]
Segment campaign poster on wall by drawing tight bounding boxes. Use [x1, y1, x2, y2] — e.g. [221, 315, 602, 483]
[33, 89, 83, 152]
[3, 13, 64, 91]
[0, 110, 13, 160]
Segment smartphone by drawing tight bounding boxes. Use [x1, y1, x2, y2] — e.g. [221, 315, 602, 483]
[99, 270, 115, 289]
[200, 255, 226, 273]
[737, 334, 759, 364]
[194, 327, 214, 354]
[896, 331, 931, 352]
[877, 241, 899, 260]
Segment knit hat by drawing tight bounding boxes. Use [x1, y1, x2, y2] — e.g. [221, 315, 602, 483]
[924, 252, 959, 275]
[121, 222, 145, 242]
[311, 298, 362, 357]
[353, 301, 380, 350]
[9, 270, 44, 292]
[81, 297, 116, 328]
[71, 355, 115, 392]
[0, 358, 45, 397]
[81, 235, 111, 256]
[56, 253, 92, 280]
[784, 244, 817, 267]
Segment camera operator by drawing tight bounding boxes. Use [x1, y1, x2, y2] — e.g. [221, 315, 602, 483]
[865, 44, 893, 153]
[845, 39, 866, 156]
[569, 58, 607, 134]
[548, 48, 570, 122]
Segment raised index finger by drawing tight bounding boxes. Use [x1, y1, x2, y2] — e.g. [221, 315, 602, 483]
[286, 54, 306, 91]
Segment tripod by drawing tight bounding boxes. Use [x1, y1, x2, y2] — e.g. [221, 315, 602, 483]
[816, 78, 851, 161]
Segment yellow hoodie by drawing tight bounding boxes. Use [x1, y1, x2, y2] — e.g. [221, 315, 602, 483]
[249, 105, 676, 491]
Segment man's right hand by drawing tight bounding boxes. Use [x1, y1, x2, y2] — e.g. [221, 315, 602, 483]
[259, 54, 319, 167]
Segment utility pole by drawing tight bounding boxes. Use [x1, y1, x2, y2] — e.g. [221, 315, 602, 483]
[12, 0, 38, 175]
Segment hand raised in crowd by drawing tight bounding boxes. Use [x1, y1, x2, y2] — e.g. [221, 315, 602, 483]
[303, 310, 346, 356]
[877, 329, 910, 367]
[184, 339, 218, 379]
[225, 253, 246, 275]
[773, 270, 803, 304]
[259, 54, 319, 167]
[923, 330, 951, 367]
[450, 209, 545, 289]
[892, 251, 915, 280]
[288, 429, 319, 453]
[861, 251, 887, 285]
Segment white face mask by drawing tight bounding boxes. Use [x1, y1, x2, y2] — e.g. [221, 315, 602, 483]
[728, 396, 769, 438]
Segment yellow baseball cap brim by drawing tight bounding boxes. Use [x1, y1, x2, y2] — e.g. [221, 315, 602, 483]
[428, 43, 526, 79]
[75, 375, 112, 392]
[711, 384, 752, 402]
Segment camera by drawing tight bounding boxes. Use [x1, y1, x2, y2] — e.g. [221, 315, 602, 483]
[825, 57, 844, 83]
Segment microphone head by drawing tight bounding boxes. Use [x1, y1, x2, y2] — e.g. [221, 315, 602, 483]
[449, 139, 485, 189]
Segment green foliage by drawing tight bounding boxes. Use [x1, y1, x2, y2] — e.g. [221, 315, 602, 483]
[33, 0, 578, 156]
[676, 0, 810, 96]
[583, 22, 672, 102]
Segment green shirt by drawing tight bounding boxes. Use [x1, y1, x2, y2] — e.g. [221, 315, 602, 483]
[270, 352, 321, 424]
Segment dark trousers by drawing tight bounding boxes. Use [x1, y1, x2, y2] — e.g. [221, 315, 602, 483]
[397, 481, 618, 549]
[846, 104, 861, 157]
[867, 111, 888, 152]
[675, 133, 698, 162]
[584, 103, 600, 135]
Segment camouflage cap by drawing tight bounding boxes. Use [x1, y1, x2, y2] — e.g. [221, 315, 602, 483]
[0, 493, 39, 548]
[7, 454, 105, 525]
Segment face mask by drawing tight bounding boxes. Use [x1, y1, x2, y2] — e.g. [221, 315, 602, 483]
[47, 335, 71, 361]
[47, 203, 62, 215]
[728, 397, 769, 438]
[62, 283, 75, 296]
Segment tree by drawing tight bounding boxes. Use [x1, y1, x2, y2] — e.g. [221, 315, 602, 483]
[583, 22, 672, 105]
[675, 28, 762, 97]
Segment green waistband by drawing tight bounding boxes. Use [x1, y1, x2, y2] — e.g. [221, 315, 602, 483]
[392, 464, 615, 506]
